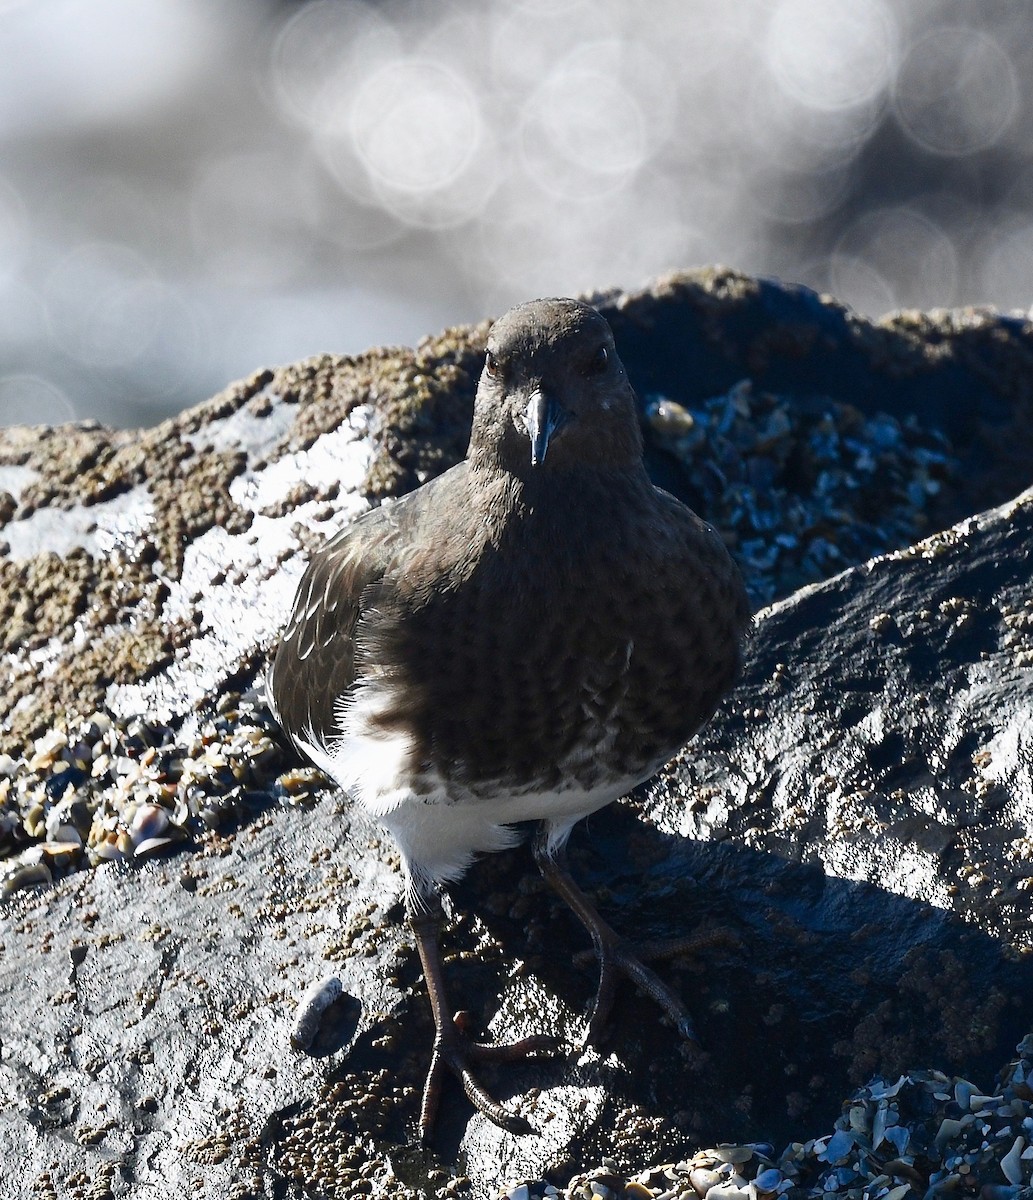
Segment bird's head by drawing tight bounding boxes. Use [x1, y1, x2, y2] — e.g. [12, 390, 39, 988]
[467, 298, 643, 476]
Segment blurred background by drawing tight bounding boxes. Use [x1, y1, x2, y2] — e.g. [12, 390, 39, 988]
[1, 0, 1032, 429]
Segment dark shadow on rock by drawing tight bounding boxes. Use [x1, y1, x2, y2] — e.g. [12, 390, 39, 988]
[450, 802, 1032, 1167]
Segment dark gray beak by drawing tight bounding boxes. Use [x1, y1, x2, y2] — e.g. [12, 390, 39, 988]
[524, 390, 569, 466]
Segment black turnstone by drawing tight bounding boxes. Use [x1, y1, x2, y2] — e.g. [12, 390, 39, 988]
[268, 297, 751, 1138]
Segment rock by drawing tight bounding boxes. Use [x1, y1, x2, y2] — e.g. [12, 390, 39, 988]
[0, 269, 1032, 1198]
[616, 482, 1033, 1147]
[0, 268, 1031, 757]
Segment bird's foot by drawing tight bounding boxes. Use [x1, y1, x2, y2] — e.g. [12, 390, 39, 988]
[532, 825, 739, 1050]
[409, 900, 559, 1141]
[578, 925, 737, 1047]
[419, 1012, 559, 1140]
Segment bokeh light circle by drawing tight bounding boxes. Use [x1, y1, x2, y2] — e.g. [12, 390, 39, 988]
[766, 0, 897, 112]
[350, 60, 482, 197]
[45, 243, 164, 368]
[270, 0, 401, 131]
[832, 206, 958, 313]
[894, 28, 1018, 157]
[977, 221, 1033, 312]
[0, 374, 75, 425]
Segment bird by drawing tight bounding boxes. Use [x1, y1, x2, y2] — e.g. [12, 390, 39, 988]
[267, 297, 751, 1139]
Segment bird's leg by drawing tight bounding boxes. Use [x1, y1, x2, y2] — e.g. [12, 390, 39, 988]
[407, 891, 558, 1141]
[532, 824, 721, 1047]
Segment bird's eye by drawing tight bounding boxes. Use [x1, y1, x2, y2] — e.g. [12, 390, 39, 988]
[584, 345, 608, 376]
[485, 350, 500, 378]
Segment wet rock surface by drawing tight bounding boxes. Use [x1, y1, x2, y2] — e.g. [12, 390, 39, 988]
[0, 269, 1032, 1198]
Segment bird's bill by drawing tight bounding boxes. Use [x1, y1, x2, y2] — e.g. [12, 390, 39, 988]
[523, 390, 569, 466]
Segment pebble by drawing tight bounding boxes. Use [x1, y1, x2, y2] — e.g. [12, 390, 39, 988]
[706, 1185, 746, 1200]
[290, 975, 344, 1051]
[690, 1169, 723, 1194]
[753, 1169, 782, 1193]
[1, 859, 51, 897]
[1000, 1136, 1025, 1184]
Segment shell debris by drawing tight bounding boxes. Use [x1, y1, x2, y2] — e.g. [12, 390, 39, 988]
[0, 692, 305, 894]
[497, 1036, 1033, 1200]
[644, 380, 958, 607]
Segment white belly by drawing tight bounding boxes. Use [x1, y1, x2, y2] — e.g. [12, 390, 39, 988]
[293, 675, 661, 897]
[376, 775, 637, 896]
[295, 716, 650, 896]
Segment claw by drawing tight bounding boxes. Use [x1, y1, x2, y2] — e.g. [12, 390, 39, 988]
[418, 1029, 558, 1141]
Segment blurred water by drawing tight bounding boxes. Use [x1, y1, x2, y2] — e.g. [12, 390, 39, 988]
[1, 0, 1031, 429]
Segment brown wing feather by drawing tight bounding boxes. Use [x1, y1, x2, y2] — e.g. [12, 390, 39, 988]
[267, 497, 412, 749]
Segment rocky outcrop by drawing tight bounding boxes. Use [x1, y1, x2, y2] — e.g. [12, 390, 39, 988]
[0, 270, 1031, 1199]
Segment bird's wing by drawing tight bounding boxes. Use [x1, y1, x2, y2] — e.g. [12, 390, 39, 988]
[653, 485, 753, 640]
[267, 497, 413, 751]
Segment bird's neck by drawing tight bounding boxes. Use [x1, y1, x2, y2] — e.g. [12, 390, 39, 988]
[469, 460, 652, 532]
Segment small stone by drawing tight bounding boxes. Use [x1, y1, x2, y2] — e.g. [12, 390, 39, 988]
[706, 1187, 746, 1200]
[290, 975, 343, 1051]
[690, 1169, 723, 1196]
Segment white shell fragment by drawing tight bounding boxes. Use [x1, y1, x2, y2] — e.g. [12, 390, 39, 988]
[290, 975, 343, 1051]
[1001, 1135, 1025, 1185]
[130, 802, 170, 842]
[707, 1184, 746, 1200]
[132, 836, 176, 860]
